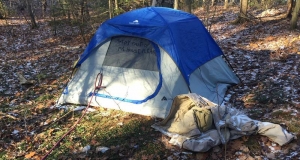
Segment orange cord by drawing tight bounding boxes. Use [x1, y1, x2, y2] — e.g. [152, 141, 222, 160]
[42, 72, 103, 160]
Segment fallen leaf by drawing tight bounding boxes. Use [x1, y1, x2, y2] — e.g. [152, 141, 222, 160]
[47, 128, 54, 137]
[36, 104, 45, 109]
[15, 92, 21, 97]
[25, 151, 35, 159]
[33, 155, 41, 160]
[265, 36, 275, 41]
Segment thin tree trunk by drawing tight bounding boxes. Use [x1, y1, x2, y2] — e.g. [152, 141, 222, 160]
[224, 0, 228, 10]
[42, 0, 47, 17]
[286, 0, 294, 18]
[108, 0, 112, 19]
[115, 0, 118, 10]
[80, 0, 90, 22]
[68, 0, 78, 20]
[234, 0, 248, 23]
[174, 0, 178, 9]
[85, 0, 90, 20]
[240, 0, 248, 17]
[0, 1, 6, 19]
[152, 0, 156, 6]
[59, 0, 70, 21]
[80, 0, 84, 20]
[52, 10, 57, 36]
[291, 0, 300, 29]
[26, 0, 38, 28]
[211, 0, 215, 6]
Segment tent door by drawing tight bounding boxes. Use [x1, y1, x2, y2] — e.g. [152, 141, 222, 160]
[90, 36, 162, 104]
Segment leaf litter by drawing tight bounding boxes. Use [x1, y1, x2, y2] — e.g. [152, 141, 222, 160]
[0, 5, 300, 160]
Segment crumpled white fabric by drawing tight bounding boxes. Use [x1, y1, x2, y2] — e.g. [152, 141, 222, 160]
[152, 93, 296, 152]
[167, 130, 221, 152]
[256, 121, 295, 146]
[226, 114, 258, 140]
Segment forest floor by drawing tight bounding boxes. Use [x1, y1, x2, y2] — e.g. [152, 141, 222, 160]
[0, 5, 300, 160]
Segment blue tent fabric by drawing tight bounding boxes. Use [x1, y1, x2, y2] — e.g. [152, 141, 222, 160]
[76, 7, 223, 84]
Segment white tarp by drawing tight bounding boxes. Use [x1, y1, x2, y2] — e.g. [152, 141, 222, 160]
[152, 93, 296, 152]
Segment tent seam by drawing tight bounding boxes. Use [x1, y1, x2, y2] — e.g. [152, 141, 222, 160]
[150, 7, 191, 87]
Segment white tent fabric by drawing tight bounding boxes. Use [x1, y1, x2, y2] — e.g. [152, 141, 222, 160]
[58, 36, 239, 118]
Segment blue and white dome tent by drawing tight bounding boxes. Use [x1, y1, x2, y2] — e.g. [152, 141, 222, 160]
[58, 7, 240, 118]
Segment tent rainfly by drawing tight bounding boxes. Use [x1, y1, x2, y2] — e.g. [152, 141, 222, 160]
[57, 7, 240, 118]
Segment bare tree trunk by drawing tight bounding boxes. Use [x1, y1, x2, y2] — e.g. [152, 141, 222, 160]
[234, 0, 248, 23]
[114, 0, 119, 15]
[224, 0, 228, 9]
[68, 0, 78, 20]
[84, 0, 90, 20]
[174, 0, 178, 9]
[59, 0, 71, 21]
[115, 0, 118, 10]
[286, 0, 294, 18]
[152, 0, 156, 6]
[42, 0, 47, 17]
[291, 0, 300, 29]
[0, 1, 7, 19]
[80, 0, 84, 20]
[240, 0, 248, 17]
[183, 0, 192, 13]
[80, 0, 90, 22]
[211, 0, 215, 6]
[80, 0, 89, 22]
[108, 0, 112, 19]
[26, 0, 38, 28]
[202, 0, 210, 26]
[51, 6, 57, 36]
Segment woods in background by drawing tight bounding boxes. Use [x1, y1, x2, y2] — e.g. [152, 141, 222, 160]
[0, 0, 299, 32]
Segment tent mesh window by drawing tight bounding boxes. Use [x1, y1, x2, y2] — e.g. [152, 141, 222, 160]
[103, 36, 158, 71]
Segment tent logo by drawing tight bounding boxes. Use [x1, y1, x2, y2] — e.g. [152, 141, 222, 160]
[129, 20, 139, 25]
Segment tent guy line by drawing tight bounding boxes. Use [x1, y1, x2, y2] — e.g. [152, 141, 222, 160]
[42, 72, 104, 159]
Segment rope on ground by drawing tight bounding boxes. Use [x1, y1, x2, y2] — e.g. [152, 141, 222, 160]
[42, 72, 103, 160]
